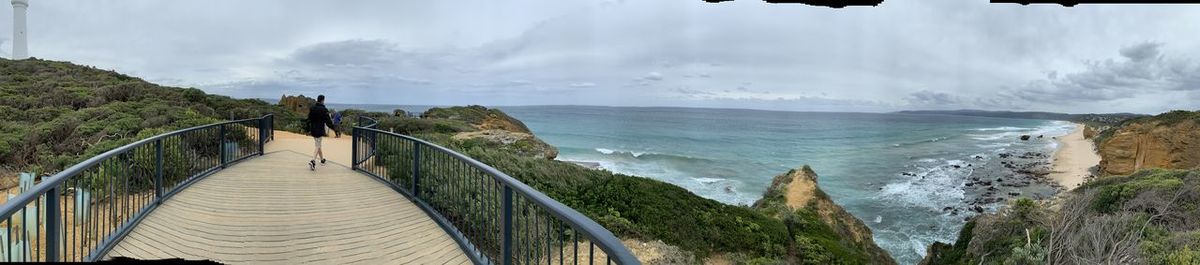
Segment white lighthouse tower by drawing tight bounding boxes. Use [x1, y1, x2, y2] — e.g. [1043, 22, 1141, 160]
[11, 0, 28, 59]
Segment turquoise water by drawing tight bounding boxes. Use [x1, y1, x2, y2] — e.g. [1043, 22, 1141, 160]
[500, 106, 1074, 264]
[330, 104, 1074, 264]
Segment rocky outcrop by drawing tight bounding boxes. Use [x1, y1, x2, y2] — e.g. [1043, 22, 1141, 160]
[423, 105, 532, 133]
[452, 130, 558, 159]
[419, 106, 557, 159]
[753, 166, 896, 265]
[1097, 111, 1200, 176]
[278, 94, 316, 115]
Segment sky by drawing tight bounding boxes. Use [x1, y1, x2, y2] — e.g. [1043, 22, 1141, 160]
[2, 0, 1199, 114]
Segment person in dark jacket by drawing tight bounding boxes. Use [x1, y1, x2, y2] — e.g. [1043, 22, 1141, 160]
[331, 110, 342, 138]
[307, 95, 337, 170]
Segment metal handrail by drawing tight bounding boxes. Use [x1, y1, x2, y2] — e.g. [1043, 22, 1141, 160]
[0, 114, 274, 262]
[356, 115, 379, 129]
[351, 125, 640, 265]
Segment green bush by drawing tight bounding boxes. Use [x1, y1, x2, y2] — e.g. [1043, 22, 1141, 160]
[1088, 169, 1188, 213]
[0, 58, 301, 172]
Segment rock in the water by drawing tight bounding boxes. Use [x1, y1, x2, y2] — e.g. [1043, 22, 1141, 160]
[1020, 135, 1031, 141]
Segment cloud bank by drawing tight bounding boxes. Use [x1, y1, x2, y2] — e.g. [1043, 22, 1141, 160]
[6, 0, 1200, 113]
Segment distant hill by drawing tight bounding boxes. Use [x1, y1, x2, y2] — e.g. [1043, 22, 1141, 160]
[896, 109, 1145, 126]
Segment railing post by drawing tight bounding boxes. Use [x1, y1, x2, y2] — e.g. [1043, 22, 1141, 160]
[411, 142, 421, 196]
[502, 186, 513, 265]
[351, 127, 359, 170]
[45, 186, 60, 262]
[258, 117, 266, 156]
[154, 137, 164, 201]
[219, 123, 227, 167]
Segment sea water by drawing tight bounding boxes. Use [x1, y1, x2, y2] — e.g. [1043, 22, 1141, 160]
[500, 106, 1074, 265]
[329, 104, 1074, 264]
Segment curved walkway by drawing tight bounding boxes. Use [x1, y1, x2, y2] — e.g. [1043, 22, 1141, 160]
[105, 150, 470, 264]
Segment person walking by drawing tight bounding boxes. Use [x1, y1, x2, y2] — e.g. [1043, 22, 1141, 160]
[307, 95, 337, 170]
[331, 110, 342, 138]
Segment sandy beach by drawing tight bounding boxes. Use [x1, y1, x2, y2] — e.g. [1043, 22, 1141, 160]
[1048, 123, 1102, 190]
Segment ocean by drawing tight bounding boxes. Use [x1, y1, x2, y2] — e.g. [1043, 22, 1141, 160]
[328, 103, 1075, 264]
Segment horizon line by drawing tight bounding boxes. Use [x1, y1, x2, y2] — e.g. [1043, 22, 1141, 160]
[257, 97, 1155, 116]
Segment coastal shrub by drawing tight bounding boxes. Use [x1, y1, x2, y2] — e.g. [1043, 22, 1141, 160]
[787, 208, 863, 264]
[0, 58, 302, 173]
[1087, 169, 1189, 213]
[423, 105, 531, 132]
[380, 135, 793, 259]
[923, 219, 976, 265]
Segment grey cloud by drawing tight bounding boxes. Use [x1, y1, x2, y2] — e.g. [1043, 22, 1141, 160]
[1119, 42, 1163, 62]
[674, 87, 714, 97]
[568, 82, 597, 88]
[643, 72, 664, 81]
[906, 90, 963, 106]
[13, 0, 1200, 113]
[1003, 43, 1200, 106]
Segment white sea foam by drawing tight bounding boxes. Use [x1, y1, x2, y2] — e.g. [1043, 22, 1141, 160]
[976, 143, 1011, 149]
[972, 126, 1028, 131]
[595, 148, 615, 155]
[692, 177, 725, 184]
[969, 121, 1075, 142]
[877, 160, 969, 210]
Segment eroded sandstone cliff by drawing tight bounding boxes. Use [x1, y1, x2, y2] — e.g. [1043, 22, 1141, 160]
[1097, 111, 1200, 176]
[278, 94, 316, 115]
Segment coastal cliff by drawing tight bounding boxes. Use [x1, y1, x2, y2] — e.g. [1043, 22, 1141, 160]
[1096, 110, 1200, 176]
[423, 105, 533, 133]
[420, 106, 557, 159]
[923, 110, 1200, 265]
[278, 94, 316, 115]
[753, 166, 896, 265]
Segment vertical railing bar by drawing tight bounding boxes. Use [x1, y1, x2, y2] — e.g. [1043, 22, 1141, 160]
[70, 178, 76, 261]
[560, 223, 564, 265]
[573, 229, 578, 265]
[413, 141, 421, 197]
[502, 186, 513, 265]
[351, 128, 358, 170]
[6, 214, 11, 262]
[525, 200, 531, 265]
[109, 158, 115, 240]
[37, 192, 42, 262]
[589, 242, 594, 265]
[219, 124, 227, 168]
[259, 117, 266, 156]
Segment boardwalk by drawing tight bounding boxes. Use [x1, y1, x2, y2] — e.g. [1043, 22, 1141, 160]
[105, 150, 470, 264]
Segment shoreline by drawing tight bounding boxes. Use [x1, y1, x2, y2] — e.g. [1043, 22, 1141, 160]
[1047, 123, 1102, 190]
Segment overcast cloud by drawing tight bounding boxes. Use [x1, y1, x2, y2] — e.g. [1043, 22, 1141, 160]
[4, 0, 1199, 114]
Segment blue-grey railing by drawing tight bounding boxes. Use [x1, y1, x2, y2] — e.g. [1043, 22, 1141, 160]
[351, 117, 639, 265]
[0, 114, 274, 262]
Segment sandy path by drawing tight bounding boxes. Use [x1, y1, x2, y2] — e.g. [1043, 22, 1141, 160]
[266, 130, 354, 166]
[1048, 123, 1102, 190]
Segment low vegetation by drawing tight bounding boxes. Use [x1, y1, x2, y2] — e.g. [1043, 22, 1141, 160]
[1092, 110, 1200, 146]
[923, 169, 1200, 265]
[0, 58, 302, 176]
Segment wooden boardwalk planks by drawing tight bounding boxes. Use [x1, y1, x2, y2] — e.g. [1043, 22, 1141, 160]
[105, 151, 471, 264]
